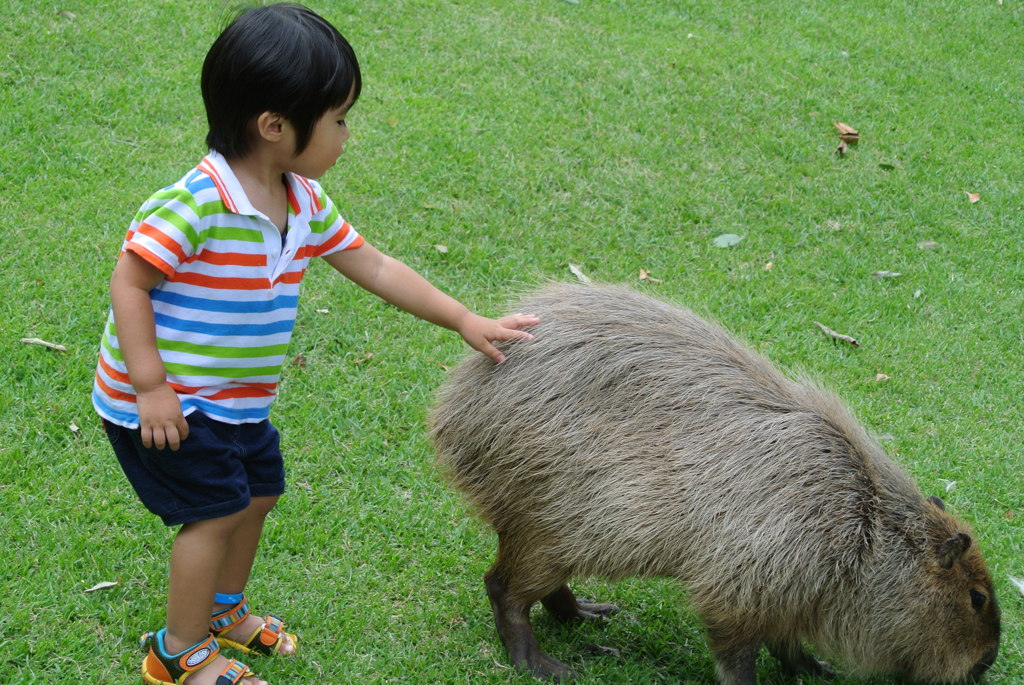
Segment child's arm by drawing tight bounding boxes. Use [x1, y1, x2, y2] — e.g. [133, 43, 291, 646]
[109, 251, 190, 450]
[323, 242, 538, 363]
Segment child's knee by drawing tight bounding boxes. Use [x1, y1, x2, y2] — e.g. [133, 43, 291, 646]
[249, 495, 279, 519]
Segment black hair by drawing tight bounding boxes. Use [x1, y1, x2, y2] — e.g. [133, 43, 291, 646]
[201, 3, 361, 158]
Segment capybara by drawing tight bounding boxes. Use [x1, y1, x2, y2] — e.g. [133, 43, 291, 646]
[429, 282, 1000, 684]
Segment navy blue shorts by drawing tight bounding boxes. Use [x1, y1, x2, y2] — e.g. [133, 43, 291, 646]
[103, 412, 286, 526]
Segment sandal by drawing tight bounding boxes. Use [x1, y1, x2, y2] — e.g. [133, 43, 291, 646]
[211, 594, 297, 657]
[140, 629, 254, 685]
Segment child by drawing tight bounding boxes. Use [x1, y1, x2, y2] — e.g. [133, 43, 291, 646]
[93, 4, 537, 684]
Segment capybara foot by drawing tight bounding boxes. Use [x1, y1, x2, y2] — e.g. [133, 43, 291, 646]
[516, 652, 575, 682]
[575, 599, 619, 620]
[541, 585, 619, 623]
[768, 642, 835, 680]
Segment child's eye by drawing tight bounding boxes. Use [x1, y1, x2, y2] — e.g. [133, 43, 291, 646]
[337, 119, 347, 127]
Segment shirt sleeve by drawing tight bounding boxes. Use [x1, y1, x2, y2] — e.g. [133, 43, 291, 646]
[307, 181, 364, 258]
[120, 187, 201, 277]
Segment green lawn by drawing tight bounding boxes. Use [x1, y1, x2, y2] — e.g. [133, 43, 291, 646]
[1, 0, 1021, 682]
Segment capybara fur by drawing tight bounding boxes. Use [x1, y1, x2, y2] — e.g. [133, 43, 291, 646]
[430, 283, 1000, 684]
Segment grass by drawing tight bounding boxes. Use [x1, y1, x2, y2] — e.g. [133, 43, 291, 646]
[1, 0, 1022, 682]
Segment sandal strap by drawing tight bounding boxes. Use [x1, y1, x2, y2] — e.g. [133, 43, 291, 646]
[211, 599, 251, 634]
[141, 629, 222, 682]
[257, 615, 285, 650]
[215, 658, 250, 685]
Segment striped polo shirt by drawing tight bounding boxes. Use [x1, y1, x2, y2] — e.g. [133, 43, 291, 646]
[93, 151, 363, 427]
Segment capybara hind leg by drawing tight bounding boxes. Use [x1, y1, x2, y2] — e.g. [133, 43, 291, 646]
[541, 585, 619, 623]
[766, 641, 834, 680]
[707, 625, 759, 685]
[485, 560, 574, 681]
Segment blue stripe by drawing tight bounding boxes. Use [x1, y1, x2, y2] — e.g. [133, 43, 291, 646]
[183, 169, 216, 195]
[182, 398, 270, 422]
[93, 390, 140, 427]
[154, 312, 296, 337]
[150, 289, 299, 314]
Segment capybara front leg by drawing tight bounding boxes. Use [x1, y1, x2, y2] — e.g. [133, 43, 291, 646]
[707, 624, 759, 685]
[541, 585, 619, 623]
[485, 564, 574, 681]
[766, 641, 835, 680]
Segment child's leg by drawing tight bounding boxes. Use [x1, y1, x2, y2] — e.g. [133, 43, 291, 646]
[213, 496, 296, 655]
[216, 496, 278, 596]
[162, 510, 268, 685]
[165, 509, 246, 651]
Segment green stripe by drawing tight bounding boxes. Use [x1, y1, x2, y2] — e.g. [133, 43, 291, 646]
[162, 361, 282, 379]
[158, 339, 289, 359]
[309, 203, 340, 235]
[102, 333, 286, 371]
[200, 223, 265, 243]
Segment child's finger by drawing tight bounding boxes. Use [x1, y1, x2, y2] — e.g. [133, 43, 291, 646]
[497, 313, 540, 330]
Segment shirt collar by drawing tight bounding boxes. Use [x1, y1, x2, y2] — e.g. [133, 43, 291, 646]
[197, 150, 322, 219]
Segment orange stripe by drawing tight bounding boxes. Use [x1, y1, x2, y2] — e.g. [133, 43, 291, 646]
[296, 175, 323, 212]
[195, 250, 267, 267]
[98, 356, 131, 385]
[137, 222, 190, 264]
[201, 386, 278, 400]
[168, 272, 271, 290]
[273, 269, 306, 286]
[314, 222, 361, 256]
[285, 184, 301, 215]
[124, 244, 176, 278]
[95, 373, 136, 403]
[199, 159, 238, 213]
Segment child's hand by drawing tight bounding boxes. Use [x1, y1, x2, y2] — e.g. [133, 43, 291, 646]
[136, 383, 190, 450]
[458, 313, 540, 364]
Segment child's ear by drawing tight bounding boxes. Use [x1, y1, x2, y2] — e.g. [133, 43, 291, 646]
[254, 111, 287, 142]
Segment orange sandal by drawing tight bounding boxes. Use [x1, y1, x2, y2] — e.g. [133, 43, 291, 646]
[211, 595, 297, 657]
[140, 629, 254, 684]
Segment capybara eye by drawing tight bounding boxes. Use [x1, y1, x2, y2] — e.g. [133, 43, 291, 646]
[970, 589, 987, 610]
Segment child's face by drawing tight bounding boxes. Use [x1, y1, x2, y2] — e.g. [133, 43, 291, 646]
[287, 97, 354, 179]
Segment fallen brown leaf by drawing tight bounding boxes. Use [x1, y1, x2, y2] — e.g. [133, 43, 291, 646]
[833, 121, 860, 143]
[639, 269, 661, 282]
[966, 192, 980, 204]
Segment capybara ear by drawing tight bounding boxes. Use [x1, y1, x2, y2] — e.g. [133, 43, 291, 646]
[928, 495, 946, 511]
[937, 532, 972, 569]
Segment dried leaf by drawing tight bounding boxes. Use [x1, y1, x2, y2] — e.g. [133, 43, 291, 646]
[875, 373, 890, 382]
[1011, 577, 1024, 598]
[84, 581, 118, 593]
[352, 352, 375, 365]
[314, 308, 329, 314]
[712, 233, 744, 248]
[966, 192, 980, 204]
[835, 140, 848, 157]
[813, 321, 859, 347]
[914, 290, 922, 299]
[434, 244, 448, 254]
[21, 337, 67, 352]
[639, 269, 661, 283]
[763, 261, 774, 272]
[568, 263, 592, 283]
[69, 422, 80, 434]
[291, 354, 307, 368]
[871, 270, 902, 281]
[917, 240, 939, 250]
[833, 121, 860, 143]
